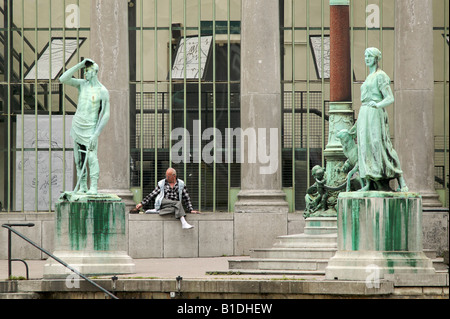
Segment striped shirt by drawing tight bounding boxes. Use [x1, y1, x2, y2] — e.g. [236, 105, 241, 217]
[141, 180, 194, 212]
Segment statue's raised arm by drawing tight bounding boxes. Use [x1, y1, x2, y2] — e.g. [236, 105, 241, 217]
[59, 58, 94, 89]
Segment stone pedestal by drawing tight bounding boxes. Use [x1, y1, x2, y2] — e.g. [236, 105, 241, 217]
[325, 192, 436, 281]
[44, 193, 135, 278]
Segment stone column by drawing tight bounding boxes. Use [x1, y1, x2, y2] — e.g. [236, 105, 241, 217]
[234, 0, 289, 254]
[321, 0, 354, 212]
[394, 0, 441, 208]
[90, 0, 134, 210]
[329, 0, 351, 103]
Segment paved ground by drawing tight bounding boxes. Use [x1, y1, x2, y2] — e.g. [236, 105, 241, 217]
[0, 257, 325, 281]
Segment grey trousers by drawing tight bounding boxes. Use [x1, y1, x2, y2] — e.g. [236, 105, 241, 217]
[159, 198, 186, 219]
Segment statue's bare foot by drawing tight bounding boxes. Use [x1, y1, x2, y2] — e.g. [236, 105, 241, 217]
[86, 180, 98, 195]
[396, 177, 408, 192]
[86, 189, 97, 195]
[78, 180, 88, 193]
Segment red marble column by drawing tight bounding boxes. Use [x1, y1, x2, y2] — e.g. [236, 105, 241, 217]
[323, 1, 354, 204]
[330, 4, 351, 102]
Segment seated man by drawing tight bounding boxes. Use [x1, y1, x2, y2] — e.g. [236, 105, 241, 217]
[135, 168, 200, 229]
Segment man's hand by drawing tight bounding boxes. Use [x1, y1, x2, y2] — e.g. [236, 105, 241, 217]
[136, 203, 143, 210]
[367, 101, 378, 108]
[80, 58, 94, 68]
[88, 135, 98, 151]
[190, 210, 200, 214]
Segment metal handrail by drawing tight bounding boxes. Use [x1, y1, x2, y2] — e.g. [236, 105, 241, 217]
[2, 223, 118, 299]
[3, 223, 34, 280]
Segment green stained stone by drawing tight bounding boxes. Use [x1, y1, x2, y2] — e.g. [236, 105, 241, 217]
[56, 194, 125, 252]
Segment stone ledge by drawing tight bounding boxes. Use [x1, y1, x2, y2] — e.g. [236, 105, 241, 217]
[11, 278, 449, 298]
[384, 273, 449, 287]
[15, 278, 395, 296]
[128, 212, 234, 221]
[0, 212, 54, 221]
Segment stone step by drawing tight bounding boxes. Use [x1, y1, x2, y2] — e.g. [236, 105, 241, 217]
[0, 281, 17, 293]
[208, 269, 326, 276]
[419, 250, 448, 271]
[250, 247, 337, 260]
[304, 218, 337, 235]
[304, 226, 338, 235]
[423, 249, 437, 259]
[0, 292, 39, 299]
[432, 258, 449, 271]
[228, 258, 330, 271]
[305, 217, 337, 228]
[273, 233, 338, 248]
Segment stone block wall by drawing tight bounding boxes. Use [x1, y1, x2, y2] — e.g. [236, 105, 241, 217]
[0, 210, 446, 260]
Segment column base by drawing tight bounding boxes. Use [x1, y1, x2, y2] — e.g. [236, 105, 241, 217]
[234, 190, 289, 255]
[234, 190, 289, 214]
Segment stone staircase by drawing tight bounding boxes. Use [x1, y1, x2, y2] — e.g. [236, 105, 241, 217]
[227, 217, 448, 276]
[228, 217, 338, 275]
[0, 281, 39, 299]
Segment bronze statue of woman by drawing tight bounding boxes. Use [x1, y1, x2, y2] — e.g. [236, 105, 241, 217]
[355, 47, 408, 192]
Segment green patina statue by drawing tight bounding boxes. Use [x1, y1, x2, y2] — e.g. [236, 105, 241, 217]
[304, 47, 409, 217]
[59, 59, 110, 195]
[304, 166, 328, 217]
[304, 165, 348, 218]
[336, 128, 364, 192]
[354, 47, 408, 192]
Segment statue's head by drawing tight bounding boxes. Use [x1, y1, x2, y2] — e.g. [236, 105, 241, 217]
[311, 165, 325, 179]
[84, 60, 99, 81]
[337, 129, 354, 144]
[365, 47, 382, 68]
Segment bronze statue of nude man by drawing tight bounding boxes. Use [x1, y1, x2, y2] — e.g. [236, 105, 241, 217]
[59, 59, 110, 195]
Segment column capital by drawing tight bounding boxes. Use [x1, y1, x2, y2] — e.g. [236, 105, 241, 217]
[330, 0, 349, 5]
